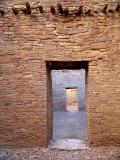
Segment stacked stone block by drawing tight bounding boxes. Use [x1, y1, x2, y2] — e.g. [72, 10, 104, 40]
[0, 0, 120, 147]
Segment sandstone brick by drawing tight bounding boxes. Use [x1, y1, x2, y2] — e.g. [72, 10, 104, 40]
[0, 0, 120, 148]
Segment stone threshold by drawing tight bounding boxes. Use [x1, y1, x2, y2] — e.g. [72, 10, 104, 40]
[49, 139, 89, 150]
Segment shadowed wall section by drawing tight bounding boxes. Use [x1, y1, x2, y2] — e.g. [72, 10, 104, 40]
[51, 70, 85, 111]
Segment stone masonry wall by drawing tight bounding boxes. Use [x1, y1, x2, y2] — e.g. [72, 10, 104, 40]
[52, 70, 85, 111]
[0, 0, 120, 147]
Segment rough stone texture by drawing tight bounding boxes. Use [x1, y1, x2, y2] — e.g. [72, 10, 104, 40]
[0, 0, 120, 147]
[52, 70, 85, 111]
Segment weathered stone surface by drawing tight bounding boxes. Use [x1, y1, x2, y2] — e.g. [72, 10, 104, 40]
[0, 0, 120, 147]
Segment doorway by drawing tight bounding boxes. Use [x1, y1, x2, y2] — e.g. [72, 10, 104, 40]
[66, 88, 79, 112]
[46, 61, 88, 147]
[51, 69, 87, 140]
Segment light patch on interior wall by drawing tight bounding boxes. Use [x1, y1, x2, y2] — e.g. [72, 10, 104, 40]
[66, 88, 79, 112]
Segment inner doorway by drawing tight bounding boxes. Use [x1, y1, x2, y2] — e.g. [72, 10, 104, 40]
[66, 88, 79, 112]
[46, 61, 88, 148]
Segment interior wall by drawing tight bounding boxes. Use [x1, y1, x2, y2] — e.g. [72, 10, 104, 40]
[51, 70, 85, 111]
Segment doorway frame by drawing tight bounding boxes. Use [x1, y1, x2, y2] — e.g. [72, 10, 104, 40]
[46, 61, 89, 144]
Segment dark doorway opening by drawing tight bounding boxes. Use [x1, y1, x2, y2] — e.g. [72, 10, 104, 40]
[46, 61, 88, 148]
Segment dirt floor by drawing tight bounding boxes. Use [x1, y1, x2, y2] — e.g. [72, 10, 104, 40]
[0, 146, 120, 160]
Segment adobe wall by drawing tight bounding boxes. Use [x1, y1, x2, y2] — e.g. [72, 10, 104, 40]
[52, 70, 85, 111]
[0, 0, 120, 147]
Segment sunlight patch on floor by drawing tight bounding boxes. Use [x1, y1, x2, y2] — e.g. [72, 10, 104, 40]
[49, 139, 89, 150]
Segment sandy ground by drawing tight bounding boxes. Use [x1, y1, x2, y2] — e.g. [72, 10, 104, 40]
[0, 146, 120, 160]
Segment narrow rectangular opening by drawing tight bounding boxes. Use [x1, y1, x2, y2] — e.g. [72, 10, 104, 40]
[46, 61, 88, 148]
[66, 88, 79, 112]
